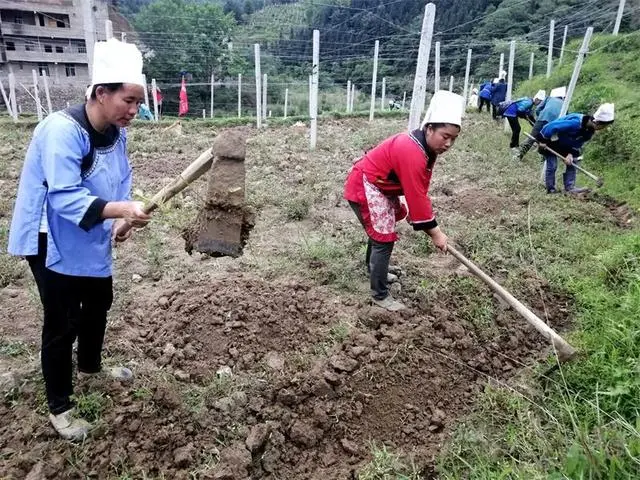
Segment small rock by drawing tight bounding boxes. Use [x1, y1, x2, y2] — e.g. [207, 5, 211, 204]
[0, 372, 18, 393]
[3, 288, 19, 298]
[289, 420, 321, 447]
[173, 443, 194, 468]
[340, 438, 360, 455]
[264, 351, 284, 371]
[158, 296, 169, 307]
[245, 423, 271, 453]
[355, 333, 378, 347]
[231, 391, 248, 407]
[322, 369, 340, 385]
[215, 442, 252, 479]
[216, 366, 233, 378]
[131, 274, 142, 283]
[329, 355, 359, 373]
[174, 370, 190, 381]
[25, 461, 45, 480]
[350, 346, 368, 358]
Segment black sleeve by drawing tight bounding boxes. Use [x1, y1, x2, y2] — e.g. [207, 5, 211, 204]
[79, 198, 108, 231]
[412, 218, 438, 231]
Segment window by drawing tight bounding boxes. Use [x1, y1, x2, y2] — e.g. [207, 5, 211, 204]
[77, 44, 86, 54]
[55, 46, 63, 53]
[44, 45, 52, 53]
[5, 42, 15, 51]
[14, 14, 23, 25]
[38, 64, 50, 76]
[25, 43, 36, 52]
[38, 14, 45, 27]
[65, 64, 76, 77]
[56, 19, 65, 28]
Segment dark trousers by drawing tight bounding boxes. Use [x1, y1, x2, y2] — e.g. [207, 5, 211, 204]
[478, 98, 491, 112]
[349, 202, 394, 300]
[507, 116, 521, 148]
[519, 120, 547, 158]
[491, 103, 499, 119]
[27, 234, 113, 414]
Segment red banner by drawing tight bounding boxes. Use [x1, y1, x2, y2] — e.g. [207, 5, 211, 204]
[179, 76, 188, 117]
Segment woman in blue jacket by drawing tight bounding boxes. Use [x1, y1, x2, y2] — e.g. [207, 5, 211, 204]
[8, 39, 152, 440]
[491, 72, 508, 119]
[501, 91, 545, 156]
[478, 80, 492, 112]
[536, 103, 614, 193]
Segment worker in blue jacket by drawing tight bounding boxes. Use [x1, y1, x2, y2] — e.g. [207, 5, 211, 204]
[518, 86, 566, 160]
[8, 39, 152, 440]
[491, 72, 507, 119]
[478, 80, 492, 113]
[536, 103, 615, 194]
[501, 91, 545, 157]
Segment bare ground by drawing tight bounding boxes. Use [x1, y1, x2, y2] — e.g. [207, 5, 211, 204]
[0, 116, 630, 479]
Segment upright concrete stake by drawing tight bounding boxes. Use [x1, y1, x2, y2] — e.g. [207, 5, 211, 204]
[210, 73, 214, 118]
[254, 44, 262, 128]
[408, 2, 436, 130]
[32, 70, 43, 121]
[547, 20, 555, 78]
[463, 48, 472, 105]
[529, 52, 535, 79]
[237, 74, 242, 118]
[151, 78, 159, 122]
[369, 40, 379, 121]
[262, 73, 267, 121]
[561, 27, 593, 117]
[310, 29, 319, 149]
[284, 88, 289, 118]
[42, 72, 52, 115]
[613, 0, 626, 35]
[434, 41, 441, 92]
[559, 25, 568, 65]
[380, 77, 386, 110]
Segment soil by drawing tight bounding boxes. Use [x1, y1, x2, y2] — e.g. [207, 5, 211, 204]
[0, 118, 588, 479]
[183, 130, 255, 257]
[0, 273, 563, 479]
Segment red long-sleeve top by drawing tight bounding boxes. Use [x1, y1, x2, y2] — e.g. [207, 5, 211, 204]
[344, 128, 438, 230]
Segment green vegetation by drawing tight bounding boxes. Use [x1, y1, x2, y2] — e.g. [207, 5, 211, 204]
[439, 33, 640, 478]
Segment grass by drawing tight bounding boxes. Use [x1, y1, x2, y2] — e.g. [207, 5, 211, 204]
[74, 391, 109, 423]
[435, 31, 640, 474]
[358, 444, 421, 480]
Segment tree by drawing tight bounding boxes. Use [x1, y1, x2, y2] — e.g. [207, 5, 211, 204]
[133, 0, 243, 82]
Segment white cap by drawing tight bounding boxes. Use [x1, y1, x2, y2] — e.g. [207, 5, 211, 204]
[421, 90, 464, 128]
[550, 86, 566, 98]
[493, 77, 500, 83]
[534, 90, 546, 101]
[89, 38, 145, 93]
[593, 103, 615, 122]
[499, 70, 507, 80]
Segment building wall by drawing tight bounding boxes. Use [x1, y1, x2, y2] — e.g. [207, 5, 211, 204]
[0, 0, 111, 85]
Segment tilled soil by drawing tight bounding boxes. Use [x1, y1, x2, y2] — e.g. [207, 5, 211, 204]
[0, 271, 565, 479]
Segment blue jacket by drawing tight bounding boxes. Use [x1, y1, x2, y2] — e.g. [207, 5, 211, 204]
[479, 82, 492, 100]
[491, 81, 507, 104]
[8, 108, 132, 277]
[503, 97, 534, 118]
[536, 97, 563, 123]
[538, 113, 595, 156]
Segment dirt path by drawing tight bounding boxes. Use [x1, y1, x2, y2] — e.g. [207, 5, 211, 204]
[0, 116, 624, 478]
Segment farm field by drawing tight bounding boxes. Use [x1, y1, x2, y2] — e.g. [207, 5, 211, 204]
[0, 114, 637, 479]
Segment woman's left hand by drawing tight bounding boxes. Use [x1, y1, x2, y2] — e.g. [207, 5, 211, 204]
[112, 219, 132, 243]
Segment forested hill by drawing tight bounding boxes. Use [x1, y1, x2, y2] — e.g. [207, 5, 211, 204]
[114, 0, 639, 87]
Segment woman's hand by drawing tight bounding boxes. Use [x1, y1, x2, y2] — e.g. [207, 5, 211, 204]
[112, 219, 132, 243]
[427, 226, 448, 252]
[103, 201, 151, 227]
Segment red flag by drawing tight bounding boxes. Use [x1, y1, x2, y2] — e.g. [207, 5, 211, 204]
[179, 76, 189, 116]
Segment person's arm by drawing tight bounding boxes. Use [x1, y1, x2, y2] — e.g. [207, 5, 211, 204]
[42, 122, 149, 232]
[393, 138, 448, 251]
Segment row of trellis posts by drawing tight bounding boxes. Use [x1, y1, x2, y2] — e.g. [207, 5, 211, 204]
[0, 0, 628, 150]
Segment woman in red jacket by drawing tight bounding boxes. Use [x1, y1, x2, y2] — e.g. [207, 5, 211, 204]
[344, 91, 463, 311]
